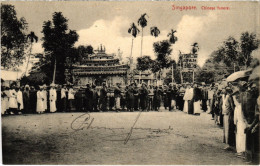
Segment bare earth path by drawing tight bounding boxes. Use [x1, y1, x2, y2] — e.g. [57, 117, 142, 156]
[2, 111, 247, 165]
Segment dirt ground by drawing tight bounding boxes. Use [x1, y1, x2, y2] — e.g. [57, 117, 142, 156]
[1, 110, 248, 165]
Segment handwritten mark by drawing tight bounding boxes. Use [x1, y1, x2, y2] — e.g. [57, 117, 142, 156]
[124, 111, 142, 144]
[71, 113, 94, 131]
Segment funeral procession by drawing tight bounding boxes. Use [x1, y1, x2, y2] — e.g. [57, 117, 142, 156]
[1, 1, 259, 165]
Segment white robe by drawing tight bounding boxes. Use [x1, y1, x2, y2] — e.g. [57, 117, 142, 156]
[8, 89, 18, 109]
[194, 100, 202, 114]
[49, 88, 57, 112]
[61, 88, 67, 99]
[183, 88, 189, 113]
[17, 90, 24, 110]
[68, 88, 75, 100]
[42, 90, 47, 111]
[233, 96, 246, 153]
[36, 91, 44, 113]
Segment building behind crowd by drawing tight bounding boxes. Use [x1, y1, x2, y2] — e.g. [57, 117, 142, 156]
[65, 45, 129, 87]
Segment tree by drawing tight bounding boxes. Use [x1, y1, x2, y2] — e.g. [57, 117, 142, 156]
[136, 56, 153, 71]
[1, 4, 29, 69]
[213, 36, 240, 68]
[240, 32, 260, 67]
[41, 12, 79, 84]
[153, 40, 172, 69]
[191, 42, 199, 54]
[152, 40, 173, 84]
[24, 31, 38, 76]
[212, 32, 259, 69]
[128, 23, 140, 61]
[167, 29, 178, 44]
[137, 13, 148, 57]
[195, 70, 215, 84]
[150, 26, 160, 38]
[76, 45, 93, 63]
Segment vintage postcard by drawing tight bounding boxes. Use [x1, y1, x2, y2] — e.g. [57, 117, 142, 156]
[1, 1, 259, 165]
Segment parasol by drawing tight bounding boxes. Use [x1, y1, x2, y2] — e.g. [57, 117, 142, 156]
[226, 69, 252, 82]
[249, 66, 260, 81]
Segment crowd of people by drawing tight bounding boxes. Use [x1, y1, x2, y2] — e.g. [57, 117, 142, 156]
[208, 80, 259, 164]
[1, 81, 209, 115]
[1, 77, 259, 164]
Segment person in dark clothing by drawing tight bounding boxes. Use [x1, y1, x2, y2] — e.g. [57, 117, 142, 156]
[30, 86, 37, 113]
[166, 85, 174, 111]
[147, 85, 154, 111]
[240, 83, 259, 163]
[85, 84, 93, 112]
[163, 85, 169, 110]
[139, 83, 149, 111]
[193, 83, 203, 115]
[153, 86, 159, 111]
[92, 85, 99, 112]
[133, 83, 139, 111]
[201, 83, 208, 112]
[74, 87, 83, 112]
[178, 85, 185, 111]
[126, 84, 135, 112]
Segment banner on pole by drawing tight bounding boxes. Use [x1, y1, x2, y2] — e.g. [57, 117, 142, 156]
[181, 53, 198, 72]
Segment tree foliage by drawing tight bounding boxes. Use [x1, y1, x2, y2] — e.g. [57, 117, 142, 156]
[153, 40, 173, 69]
[195, 70, 215, 84]
[1, 4, 29, 69]
[41, 12, 79, 83]
[240, 32, 260, 67]
[75, 45, 93, 63]
[150, 26, 160, 38]
[213, 32, 259, 68]
[137, 13, 148, 28]
[167, 29, 178, 44]
[128, 23, 140, 38]
[136, 56, 153, 71]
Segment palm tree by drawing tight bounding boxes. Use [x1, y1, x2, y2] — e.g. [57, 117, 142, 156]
[137, 13, 149, 57]
[191, 42, 199, 54]
[128, 23, 140, 61]
[25, 31, 38, 76]
[167, 29, 178, 44]
[150, 26, 160, 38]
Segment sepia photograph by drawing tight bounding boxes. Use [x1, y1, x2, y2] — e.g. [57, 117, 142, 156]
[1, 1, 260, 165]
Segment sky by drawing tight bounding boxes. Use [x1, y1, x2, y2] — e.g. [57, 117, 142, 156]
[3, 1, 260, 69]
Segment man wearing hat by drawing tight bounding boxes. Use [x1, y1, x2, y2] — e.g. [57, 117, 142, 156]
[222, 87, 235, 150]
[49, 83, 57, 113]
